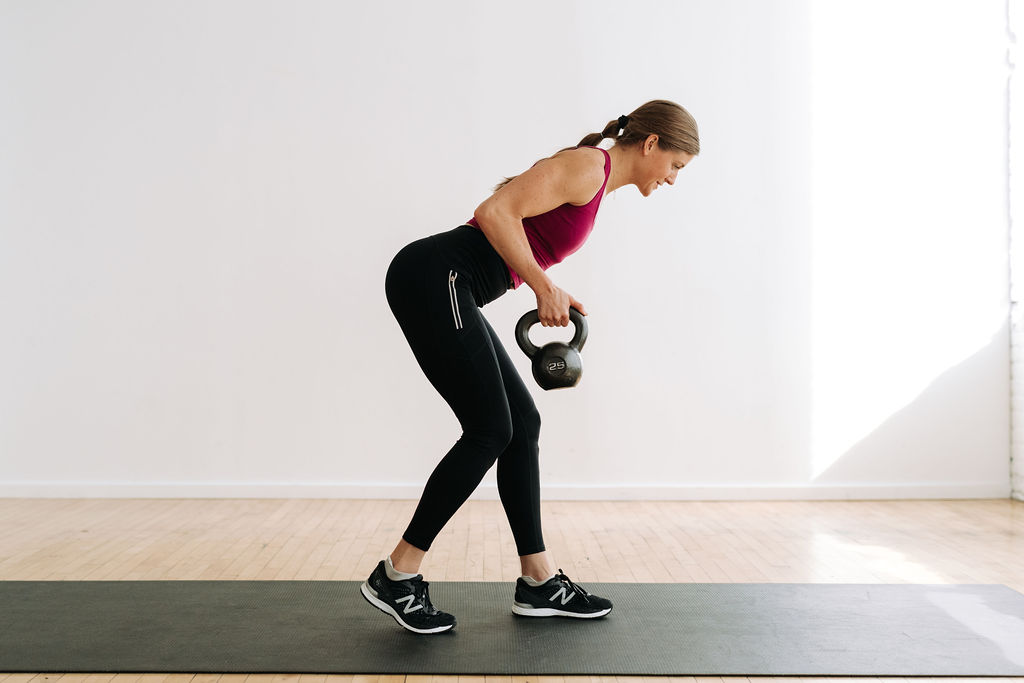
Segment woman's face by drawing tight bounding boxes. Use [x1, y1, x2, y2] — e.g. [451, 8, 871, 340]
[637, 136, 695, 197]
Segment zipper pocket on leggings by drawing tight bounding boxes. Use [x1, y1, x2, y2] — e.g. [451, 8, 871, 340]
[448, 270, 463, 330]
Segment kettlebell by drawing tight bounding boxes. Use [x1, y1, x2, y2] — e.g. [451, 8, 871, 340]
[515, 307, 588, 390]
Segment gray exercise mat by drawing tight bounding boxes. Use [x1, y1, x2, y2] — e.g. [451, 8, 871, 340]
[1, 581, 1023, 675]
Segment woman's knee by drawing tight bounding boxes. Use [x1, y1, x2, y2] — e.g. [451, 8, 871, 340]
[519, 403, 541, 443]
[463, 414, 514, 458]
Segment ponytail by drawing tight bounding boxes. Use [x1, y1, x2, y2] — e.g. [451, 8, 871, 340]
[574, 116, 629, 149]
[492, 101, 699, 192]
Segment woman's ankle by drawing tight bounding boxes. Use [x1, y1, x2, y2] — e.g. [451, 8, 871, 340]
[519, 550, 556, 582]
[390, 539, 426, 575]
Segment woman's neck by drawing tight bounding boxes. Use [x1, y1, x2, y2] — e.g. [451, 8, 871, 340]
[604, 144, 635, 194]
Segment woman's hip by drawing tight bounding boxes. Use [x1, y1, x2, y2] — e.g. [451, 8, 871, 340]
[385, 226, 510, 311]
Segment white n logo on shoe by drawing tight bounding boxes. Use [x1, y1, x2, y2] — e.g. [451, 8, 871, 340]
[549, 586, 575, 605]
[395, 594, 423, 614]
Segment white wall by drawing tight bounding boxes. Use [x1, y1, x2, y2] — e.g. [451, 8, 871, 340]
[0, 0, 1012, 500]
[1011, 0, 1024, 502]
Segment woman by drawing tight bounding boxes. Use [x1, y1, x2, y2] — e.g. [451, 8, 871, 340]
[361, 99, 700, 634]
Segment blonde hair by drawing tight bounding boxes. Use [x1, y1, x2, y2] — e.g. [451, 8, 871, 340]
[494, 99, 700, 191]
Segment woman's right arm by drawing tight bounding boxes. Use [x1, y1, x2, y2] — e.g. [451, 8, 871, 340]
[472, 148, 605, 327]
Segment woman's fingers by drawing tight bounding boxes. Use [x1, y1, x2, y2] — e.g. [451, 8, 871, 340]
[536, 287, 584, 326]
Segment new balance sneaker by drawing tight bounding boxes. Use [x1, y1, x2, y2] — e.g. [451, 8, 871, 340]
[512, 568, 613, 618]
[360, 560, 456, 634]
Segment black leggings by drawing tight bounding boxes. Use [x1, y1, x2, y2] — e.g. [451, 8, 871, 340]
[384, 225, 545, 557]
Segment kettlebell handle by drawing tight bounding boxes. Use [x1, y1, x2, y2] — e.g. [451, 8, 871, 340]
[515, 307, 588, 359]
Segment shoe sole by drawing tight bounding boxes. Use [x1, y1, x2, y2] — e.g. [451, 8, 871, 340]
[360, 581, 455, 634]
[512, 602, 612, 618]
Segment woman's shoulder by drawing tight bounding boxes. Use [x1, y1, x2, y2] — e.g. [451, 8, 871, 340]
[551, 145, 607, 167]
[545, 147, 607, 203]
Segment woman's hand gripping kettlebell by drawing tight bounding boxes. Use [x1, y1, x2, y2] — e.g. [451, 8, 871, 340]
[535, 282, 587, 327]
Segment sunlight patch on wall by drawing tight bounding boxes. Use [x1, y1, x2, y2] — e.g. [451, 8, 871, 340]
[808, 0, 1009, 479]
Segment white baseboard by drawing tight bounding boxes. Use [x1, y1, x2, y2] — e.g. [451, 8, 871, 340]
[0, 481, 1012, 500]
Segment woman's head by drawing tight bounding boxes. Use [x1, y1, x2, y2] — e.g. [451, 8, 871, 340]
[492, 100, 699, 192]
[578, 100, 700, 157]
[575, 100, 700, 197]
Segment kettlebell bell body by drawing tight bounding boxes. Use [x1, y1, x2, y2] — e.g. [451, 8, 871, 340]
[514, 307, 588, 390]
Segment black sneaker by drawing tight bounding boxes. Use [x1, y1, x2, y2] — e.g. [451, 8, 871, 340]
[360, 560, 456, 634]
[512, 568, 613, 618]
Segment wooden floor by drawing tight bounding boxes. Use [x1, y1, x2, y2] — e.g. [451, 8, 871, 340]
[1, 497, 1022, 682]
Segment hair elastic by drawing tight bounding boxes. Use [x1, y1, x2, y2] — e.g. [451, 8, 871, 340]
[617, 114, 630, 130]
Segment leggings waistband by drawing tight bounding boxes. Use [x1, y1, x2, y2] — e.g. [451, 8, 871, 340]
[427, 225, 511, 307]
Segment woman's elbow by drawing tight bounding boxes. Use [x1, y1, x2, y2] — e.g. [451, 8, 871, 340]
[473, 203, 500, 231]
[474, 197, 517, 228]
[473, 201, 495, 225]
